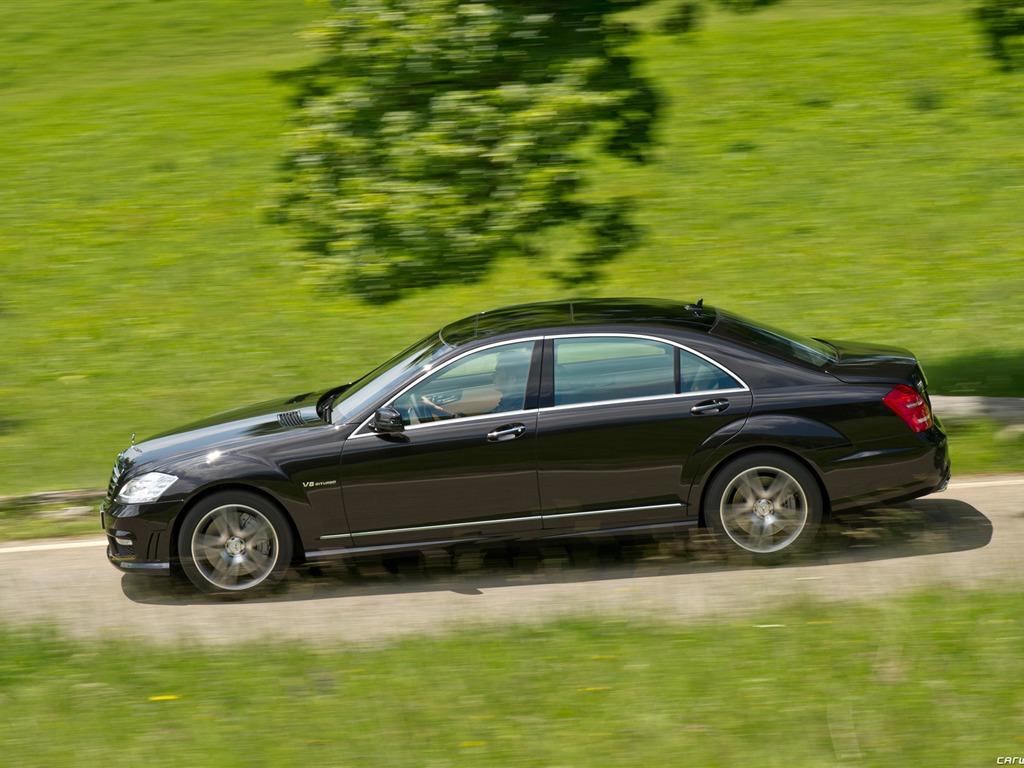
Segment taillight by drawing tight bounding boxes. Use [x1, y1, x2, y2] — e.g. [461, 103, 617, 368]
[883, 384, 933, 433]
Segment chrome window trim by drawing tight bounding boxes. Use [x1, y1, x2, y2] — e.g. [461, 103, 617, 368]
[349, 331, 749, 438]
[545, 332, 749, 411]
[349, 406, 539, 439]
[542, 387, 749, 413]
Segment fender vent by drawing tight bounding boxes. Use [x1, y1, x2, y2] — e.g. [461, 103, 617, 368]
[277, 410, 306, 428]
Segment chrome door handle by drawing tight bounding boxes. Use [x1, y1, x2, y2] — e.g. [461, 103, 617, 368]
[487, 424, 527, 442]
[691, 399, 729, 415]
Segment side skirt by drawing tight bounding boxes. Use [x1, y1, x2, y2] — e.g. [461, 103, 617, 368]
[304, 519, 698, 562]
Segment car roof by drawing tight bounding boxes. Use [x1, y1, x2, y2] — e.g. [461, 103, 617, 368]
[440, 298, 717, 347]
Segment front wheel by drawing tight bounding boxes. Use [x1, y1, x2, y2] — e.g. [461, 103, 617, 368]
[704, 453, 822, 562]
[177, 491, 293, 595]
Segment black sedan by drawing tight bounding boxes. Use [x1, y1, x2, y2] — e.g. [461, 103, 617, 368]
[102, 298, 950, 594]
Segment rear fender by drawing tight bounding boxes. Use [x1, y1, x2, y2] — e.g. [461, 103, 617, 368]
[685, 414, 847, 518]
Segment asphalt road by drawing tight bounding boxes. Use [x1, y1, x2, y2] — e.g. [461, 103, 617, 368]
[1, 476, 1020, 646]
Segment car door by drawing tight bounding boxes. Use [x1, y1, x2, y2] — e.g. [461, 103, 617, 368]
[536, 334, 752, 533]
[339, 340, 543, 547]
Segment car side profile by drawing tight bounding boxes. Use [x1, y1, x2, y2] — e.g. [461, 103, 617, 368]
[101, 298, 950, 594]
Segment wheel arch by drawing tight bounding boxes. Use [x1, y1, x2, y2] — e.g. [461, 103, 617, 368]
[694, 445, 832, 528]
[170, 482, 305, 567]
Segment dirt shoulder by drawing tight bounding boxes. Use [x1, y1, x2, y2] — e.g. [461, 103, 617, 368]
[0, 476, 1020, 646]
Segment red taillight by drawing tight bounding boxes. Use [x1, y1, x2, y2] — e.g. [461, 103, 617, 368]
[883, 384, 933, 433]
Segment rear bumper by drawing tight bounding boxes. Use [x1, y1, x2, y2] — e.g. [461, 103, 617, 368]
[822, 426, 950, 512]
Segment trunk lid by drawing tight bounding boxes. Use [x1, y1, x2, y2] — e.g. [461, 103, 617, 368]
[823, 339, 926, 388]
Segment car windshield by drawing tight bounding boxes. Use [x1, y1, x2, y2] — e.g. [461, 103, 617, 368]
[331, 333, 453, 424]
[715, 309, 837, 367]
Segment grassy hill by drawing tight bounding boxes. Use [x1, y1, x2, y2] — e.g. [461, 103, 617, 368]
[2, 0, 1023, 495]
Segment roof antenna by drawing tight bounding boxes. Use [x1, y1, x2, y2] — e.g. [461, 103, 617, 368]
[685, 298, 704, 315]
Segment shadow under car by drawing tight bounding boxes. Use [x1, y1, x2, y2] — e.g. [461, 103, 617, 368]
[121, 497, 992, 605]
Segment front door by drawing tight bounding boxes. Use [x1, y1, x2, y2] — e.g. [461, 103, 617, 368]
[340, 340, 542, 546]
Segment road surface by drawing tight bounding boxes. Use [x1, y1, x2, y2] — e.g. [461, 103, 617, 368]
[0, 477, 1020, 646]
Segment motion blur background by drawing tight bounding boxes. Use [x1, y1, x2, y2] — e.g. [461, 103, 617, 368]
[3, 4, 1024, 765]
[2, 0, 1022, 497]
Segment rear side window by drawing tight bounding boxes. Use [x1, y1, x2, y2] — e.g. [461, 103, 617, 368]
[555, 337, 673, 405]
[553, 337, 741, 406]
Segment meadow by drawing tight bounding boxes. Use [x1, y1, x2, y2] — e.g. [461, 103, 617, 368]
[3, 5, 1023, 762]
[2, 0, 1023, 496]
[3, 586, 1024, 765]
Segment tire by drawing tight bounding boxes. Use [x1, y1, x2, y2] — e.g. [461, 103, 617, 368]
[177, 490, 293, 595]
[704, 452, 822, 562]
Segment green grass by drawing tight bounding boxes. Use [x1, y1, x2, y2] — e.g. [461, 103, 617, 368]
[3, 586, 1024, 765]
[0, 494, 100, 540]
[0, 513, 98, 541]
[2, 0, 1023, 496]
[947, 418, 1024, 475]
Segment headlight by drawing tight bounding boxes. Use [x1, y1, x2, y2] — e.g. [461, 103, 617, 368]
[115, 472, 179, 504]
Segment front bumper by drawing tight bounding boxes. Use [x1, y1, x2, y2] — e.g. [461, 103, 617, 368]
[101, 498, 179, 575]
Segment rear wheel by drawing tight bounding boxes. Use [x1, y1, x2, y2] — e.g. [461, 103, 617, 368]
[704, 453, 821, 561]
[177, 491, 293, 595]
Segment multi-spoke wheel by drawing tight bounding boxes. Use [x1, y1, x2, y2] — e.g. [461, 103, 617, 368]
[704, 453, 822, 561]
[177, 491, 293, 595]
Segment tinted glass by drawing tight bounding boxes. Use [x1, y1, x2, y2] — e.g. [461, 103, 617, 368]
[715, 309, 835, 367]
[679, 349, 741, 392]
[331, 334, 451, 424]
[394, 341, 535, 425]
[554, 337, 675, 406]
[441, 302, 570, 346]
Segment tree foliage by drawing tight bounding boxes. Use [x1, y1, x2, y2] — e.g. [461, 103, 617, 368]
[658, 0, 784, 36]
[272, 0, 658, 301]
[975, 0, 1024, 69]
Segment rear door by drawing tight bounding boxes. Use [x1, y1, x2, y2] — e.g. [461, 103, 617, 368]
[536, 334, 752, 533]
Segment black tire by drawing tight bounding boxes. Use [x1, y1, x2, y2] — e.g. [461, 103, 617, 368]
[704, 452, 822, 562]
[177, 490, 293, 595]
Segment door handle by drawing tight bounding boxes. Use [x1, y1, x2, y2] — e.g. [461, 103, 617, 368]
[487, 423, 527, 442]
[690, 399, 730, 415]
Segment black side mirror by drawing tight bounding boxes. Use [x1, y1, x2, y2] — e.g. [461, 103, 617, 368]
[372, 405, 405, 434]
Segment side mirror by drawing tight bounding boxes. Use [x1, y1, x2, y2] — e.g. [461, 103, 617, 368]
[372, 405, 405, 434]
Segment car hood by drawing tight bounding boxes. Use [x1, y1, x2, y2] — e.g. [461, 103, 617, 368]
[823, 339, 923, 384]
[123, 389, 329, 472]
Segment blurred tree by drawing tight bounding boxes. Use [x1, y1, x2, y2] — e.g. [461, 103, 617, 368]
[713, 0, 783, 12]
[272, 0, 658, 301]
[975, 0, 1024, 69]
[660, 2, 704, 35]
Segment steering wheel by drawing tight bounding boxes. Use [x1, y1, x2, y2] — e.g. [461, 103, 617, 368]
[411, 395, 440, 423]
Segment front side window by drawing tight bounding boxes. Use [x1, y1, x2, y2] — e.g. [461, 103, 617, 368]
[394, 341, 535, 425]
